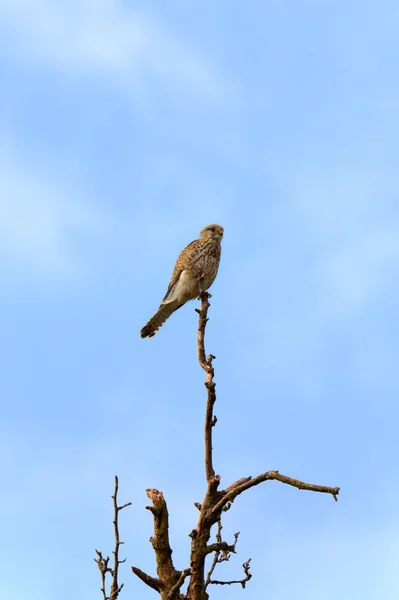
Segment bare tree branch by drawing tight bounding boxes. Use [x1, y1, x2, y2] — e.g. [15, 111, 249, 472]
[205, 541, 236, 556]
[223, 477, 253, 493]
[167, 568, 191, 600]
[97, 275, 340, 600]
[196, 289, 209, 371]
[213, 471, 340, 515]
[204, 519, 241, 589]
[132, 488, 189, 600]
[188, 294, 248, 600]
[94, 476, 131, 600]
[94, 550, 112, 600]
[187, 293, 339, 599]
[131, 567, 161, 592]
[208, 559, 252, 589]
[196, 291, 217, 483]
[145, 488, 176, 583]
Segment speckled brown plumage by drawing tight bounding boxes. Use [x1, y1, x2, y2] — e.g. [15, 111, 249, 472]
[140, 224, 223, 338]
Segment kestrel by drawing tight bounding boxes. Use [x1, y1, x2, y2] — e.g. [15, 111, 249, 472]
[140, 224, 223, 338]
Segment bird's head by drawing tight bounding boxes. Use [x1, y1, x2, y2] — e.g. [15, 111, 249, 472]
[200, 224, 224, 242]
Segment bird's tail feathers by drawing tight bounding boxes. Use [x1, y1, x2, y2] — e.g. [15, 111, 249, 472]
[140, 301, 182, 338]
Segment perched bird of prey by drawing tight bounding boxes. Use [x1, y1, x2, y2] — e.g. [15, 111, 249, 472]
[140, 224, 223, 338]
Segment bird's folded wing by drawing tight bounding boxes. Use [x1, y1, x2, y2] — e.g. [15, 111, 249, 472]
[162, 270, 182, 303]
[161, 239, 199, 304]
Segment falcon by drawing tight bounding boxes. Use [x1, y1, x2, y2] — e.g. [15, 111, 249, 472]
[140, 224, 223, 338]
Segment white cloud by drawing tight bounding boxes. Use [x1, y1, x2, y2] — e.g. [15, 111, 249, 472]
[0, 0, 228, 106]
[0, 142, 108, 279]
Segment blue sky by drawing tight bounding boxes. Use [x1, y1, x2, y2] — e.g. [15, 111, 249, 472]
[1, 1, 399, 599]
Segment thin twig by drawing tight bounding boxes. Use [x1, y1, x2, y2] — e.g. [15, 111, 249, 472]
[94, 476, 132, 600]
[111, 476, 131, 599]
[196, 291, 216, 482]
[205, 541, 236, 556]
[204, 519, 240, 589]
[208, 559, 252, 589]
[204, 519, 222, 587]
[94, 550, 112, 600]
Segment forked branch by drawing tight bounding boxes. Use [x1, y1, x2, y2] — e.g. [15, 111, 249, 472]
[208, 559, 252, 589]
[186, 292, 340, 600]
[131, 488, 190, 600]
[205, 519, 247, 589]
[94, 476, 131, 600]
[97, 283, 340, 600]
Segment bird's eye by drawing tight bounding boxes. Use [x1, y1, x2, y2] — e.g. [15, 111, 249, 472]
[210, 227, 215, 232]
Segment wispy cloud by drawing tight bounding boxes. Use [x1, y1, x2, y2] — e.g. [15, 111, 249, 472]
[0, 141, 109, 280]
[0, 0, 229, 106]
